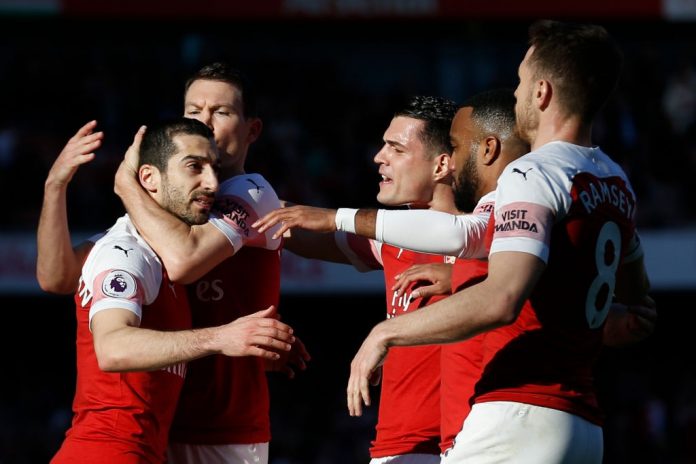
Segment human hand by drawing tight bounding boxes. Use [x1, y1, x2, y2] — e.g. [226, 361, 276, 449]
[216, 306, 295, 359]
[393, 263, 453, 299]
[114, 125, 146, 197]
[602, 295, 657, 347]
[46, 120, 103, 188]
[347, 326, 389, 417]
[266, 334, 311, 378]
[252, 205, 338, 240]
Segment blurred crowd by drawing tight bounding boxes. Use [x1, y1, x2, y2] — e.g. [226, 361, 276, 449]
[0, 19, 694, 234]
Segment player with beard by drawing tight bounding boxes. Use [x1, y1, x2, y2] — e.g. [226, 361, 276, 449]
[342, 20, 654, 464]
[266, 96, 460, 463]
[45, 118, 294, 464]
[37, 63, 309, 464]
[253, 90, 528, 457]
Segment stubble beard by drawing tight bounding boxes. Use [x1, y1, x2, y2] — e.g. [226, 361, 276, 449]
[453, 151, 480, 213]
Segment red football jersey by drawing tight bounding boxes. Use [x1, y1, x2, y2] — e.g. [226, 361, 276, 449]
[52, 216, 191, 464]
[340, 234, 447, 458]
[478, 142, 640, 425]
[439, 258, 488, 452]
[169, 174, 282, 445]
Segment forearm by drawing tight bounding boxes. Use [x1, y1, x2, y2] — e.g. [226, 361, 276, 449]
[96, 325, 219, 372]
[36, 182, 81, 293]
[354, 209, 378, 239]
[375, 251, 544, 347]
[375, 279, 512, 347]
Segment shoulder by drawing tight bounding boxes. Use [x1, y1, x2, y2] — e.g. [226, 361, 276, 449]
[215, 173, 281, 214]
[85, 218, 161, 286]
[219, 173, 278, 197]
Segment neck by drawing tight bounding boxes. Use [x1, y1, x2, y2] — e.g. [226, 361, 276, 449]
[219, 159, 246, 179]
[428, 183, 460, 214]
[532, 113, 593, 151]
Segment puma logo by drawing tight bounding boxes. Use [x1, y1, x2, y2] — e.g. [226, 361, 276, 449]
[246, 178, 264, 193]
[512, 167, 533, 180]
[114, 245, 133, 257]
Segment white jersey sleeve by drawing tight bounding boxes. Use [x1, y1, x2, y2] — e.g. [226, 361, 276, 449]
[490, 141, 638, 264]
[373, 191, 495, 259]
[209, 173, 282, 252]
[80, 216, 162, 327]
[489, 157, 559, 262]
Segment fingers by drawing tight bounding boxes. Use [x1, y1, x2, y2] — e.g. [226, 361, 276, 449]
[347, 355, 373, 417]
[392, 264, 452, 298]
[250, 332, 294, 352]
[244, 305, 280, 321]
[347, 373, 370, 416]
[627, 304, 657, 323]
[67, 129, 103, 158]
[70, 120, 98, 141]
[347, 372, 364, 417]
[122, 125, 146, 173]
[409, 284, 438, 300]
[49, 122, 103, 185]
[294, 337, 311, 363]
[271, 223, 292, 241]
[132, 125, 146, 146]
[252, 209, 286, 234]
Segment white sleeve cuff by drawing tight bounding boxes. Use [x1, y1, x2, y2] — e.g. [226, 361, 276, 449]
[335, 208, 358, 234]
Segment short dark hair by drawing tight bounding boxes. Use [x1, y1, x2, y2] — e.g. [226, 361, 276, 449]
[140, 118, 214, 172]
[527, 20, 623, 121]
[462, 88, 518, 141]
[185, 62, 258, 118]
[394, 95, 457, 158]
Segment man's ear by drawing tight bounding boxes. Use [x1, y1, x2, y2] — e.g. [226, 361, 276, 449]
[537, 79, 552, 111]
[481, 136, 501, 166]
[433, 153, 453, 181]
[139, 165, 160, 193]
[246, 117, 263, 145]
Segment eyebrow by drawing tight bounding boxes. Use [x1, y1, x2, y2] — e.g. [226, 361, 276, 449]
[181, 154, 216, 164]
[385, 139, 407, 150]
[185, 102, 233, 109]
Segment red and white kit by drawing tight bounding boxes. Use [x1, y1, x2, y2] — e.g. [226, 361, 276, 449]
[478, 141, 642, 423]
[52, 216, 191, 464]
[169, 173, 282, 447]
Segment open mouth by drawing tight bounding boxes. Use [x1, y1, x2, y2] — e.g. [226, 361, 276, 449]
[193, 196, 214, 210]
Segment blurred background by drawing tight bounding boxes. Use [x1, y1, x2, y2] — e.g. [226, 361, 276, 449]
[1, 0, 695, 462]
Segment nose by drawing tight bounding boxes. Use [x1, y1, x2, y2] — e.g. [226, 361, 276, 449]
[202, 166, 219, 193]
[191, 110, 214, 131]
[373, 145, 388, 165]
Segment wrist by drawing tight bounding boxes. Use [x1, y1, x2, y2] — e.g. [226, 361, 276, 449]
[335, 208, 358, 234]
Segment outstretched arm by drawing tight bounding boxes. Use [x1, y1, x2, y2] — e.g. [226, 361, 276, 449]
[254, 196, 492, 259]
[92, 305, 296, 372]
[37, 121, 101, 294]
